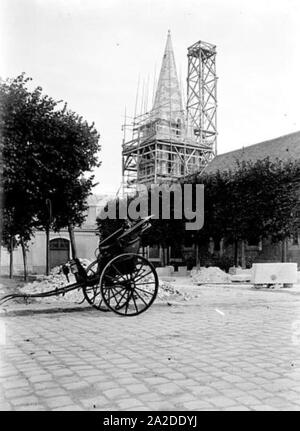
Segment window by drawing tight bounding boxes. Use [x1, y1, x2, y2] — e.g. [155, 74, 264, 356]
[247, 238, 260, 247]
[148, 245, 160, 259]
[246, 238, 262, 251]
[50, 238, 69, 250]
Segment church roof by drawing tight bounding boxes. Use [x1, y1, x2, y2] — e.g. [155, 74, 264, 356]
[204, 131, 300, 174]
[151, 31, 184, 123]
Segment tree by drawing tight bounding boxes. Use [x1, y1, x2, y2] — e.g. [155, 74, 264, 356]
[1, 74, 101, 277]
[0, 74, 39, 277]
[30, 105, 100, 272]
[233, 158, 300, 262]
[187, 157, 300, 266]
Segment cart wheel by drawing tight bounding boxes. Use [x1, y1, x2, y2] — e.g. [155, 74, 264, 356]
[82, 260, 109, 312]
[100, 253, 158, 316]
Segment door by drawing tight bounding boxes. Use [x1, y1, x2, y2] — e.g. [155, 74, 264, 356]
[49, 238, 70, 269]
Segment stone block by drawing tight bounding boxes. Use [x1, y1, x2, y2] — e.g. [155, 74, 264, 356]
[156, 267, 172, 277]
[251, 263, 297, 284]
[166, 265, 175, 274]
[177, 266, 188, 276]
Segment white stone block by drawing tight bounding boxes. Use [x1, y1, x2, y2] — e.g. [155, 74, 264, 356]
[251, 263, 298, 284]
[156, 267, 172, 277]
[177, 266, 188, 276]
[166, 265, 175, 274]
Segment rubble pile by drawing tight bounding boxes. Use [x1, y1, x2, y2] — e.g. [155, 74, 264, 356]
[191, 267, 232, 285]
[16, 260, 194, 306]
[158, 279, 191, 301]
[20, 259, 92, 304]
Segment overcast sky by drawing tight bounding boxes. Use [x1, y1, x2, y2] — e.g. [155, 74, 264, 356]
[1, 0, 300, 194]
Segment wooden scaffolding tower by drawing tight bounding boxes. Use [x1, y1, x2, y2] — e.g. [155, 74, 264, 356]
[187, 40, 217, 163]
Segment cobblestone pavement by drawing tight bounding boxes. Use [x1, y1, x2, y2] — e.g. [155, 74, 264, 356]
[1, 283, 300, 411]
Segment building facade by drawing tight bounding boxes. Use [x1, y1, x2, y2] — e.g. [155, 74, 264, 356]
[0, 195, 111, 275]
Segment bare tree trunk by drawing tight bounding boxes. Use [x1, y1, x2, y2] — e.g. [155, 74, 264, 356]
[195, 243, 200, 268]
[20, 237, 28, 281]
[0, 215, 2, 276]
[234, 239, 238, 267]
[241, 239, 246, 269]
[219, 238, 224, 257]
[160, 244, 165, 266]
[45, 226, 50, 275]
[162, 245, 166, 266]
[68, 224, 77, 260]
[9, 236, 13, 279]
[281, 238, 288, 262]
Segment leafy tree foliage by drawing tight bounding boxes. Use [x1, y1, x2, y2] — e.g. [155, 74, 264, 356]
[185, 157, 300, 265]
[1, 73, 101, 277]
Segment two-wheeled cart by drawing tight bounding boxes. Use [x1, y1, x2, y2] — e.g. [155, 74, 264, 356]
[0, 216, 159, 316]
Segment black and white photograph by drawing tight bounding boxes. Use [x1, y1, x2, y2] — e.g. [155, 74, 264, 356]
[0, 0, 300, 417]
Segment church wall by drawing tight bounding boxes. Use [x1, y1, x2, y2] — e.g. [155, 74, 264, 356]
[0, 203, 101, 275]
[0, 229, 99, 275]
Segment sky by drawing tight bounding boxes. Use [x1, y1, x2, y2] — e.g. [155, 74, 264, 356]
[1, 0, 300, 195]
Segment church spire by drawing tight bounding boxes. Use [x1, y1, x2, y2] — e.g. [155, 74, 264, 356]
[152, 30, 184, 123]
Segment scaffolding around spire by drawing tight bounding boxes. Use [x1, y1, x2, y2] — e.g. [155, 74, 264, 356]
[121, 33, 217, 192]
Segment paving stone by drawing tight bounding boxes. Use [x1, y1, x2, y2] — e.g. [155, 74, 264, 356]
[62, 381, 90, 391]
[127, 384, 149, 394]
[117, 398, 144, 409]
[3, 380, 30, 390]
[146, 400, 176, 410]
[190, 385, 220, 397]
[33, 381, 58, 390]
[156, 382, 182, 395]
[37, 388, 68, 397]
[235, 395, 261, 405]
[94, 381, 120, 391]
[45, 396, 74, 408]
[206, 396, 237, 408]
[53, 405, 84, 411]
[11, 395, 39, 406]
[81, 396, 109, 409]
[17, 404, 46, 411]
[5, 388, 33, 398]
[103, 387, 128, 400]
[139, 392, 163, 402]
[182, 400, 213, 410]
[28, 374, 54, 383]
[143, 377, 169, 385]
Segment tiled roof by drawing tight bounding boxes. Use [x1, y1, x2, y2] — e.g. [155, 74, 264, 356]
[204, 131, 300, 174]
